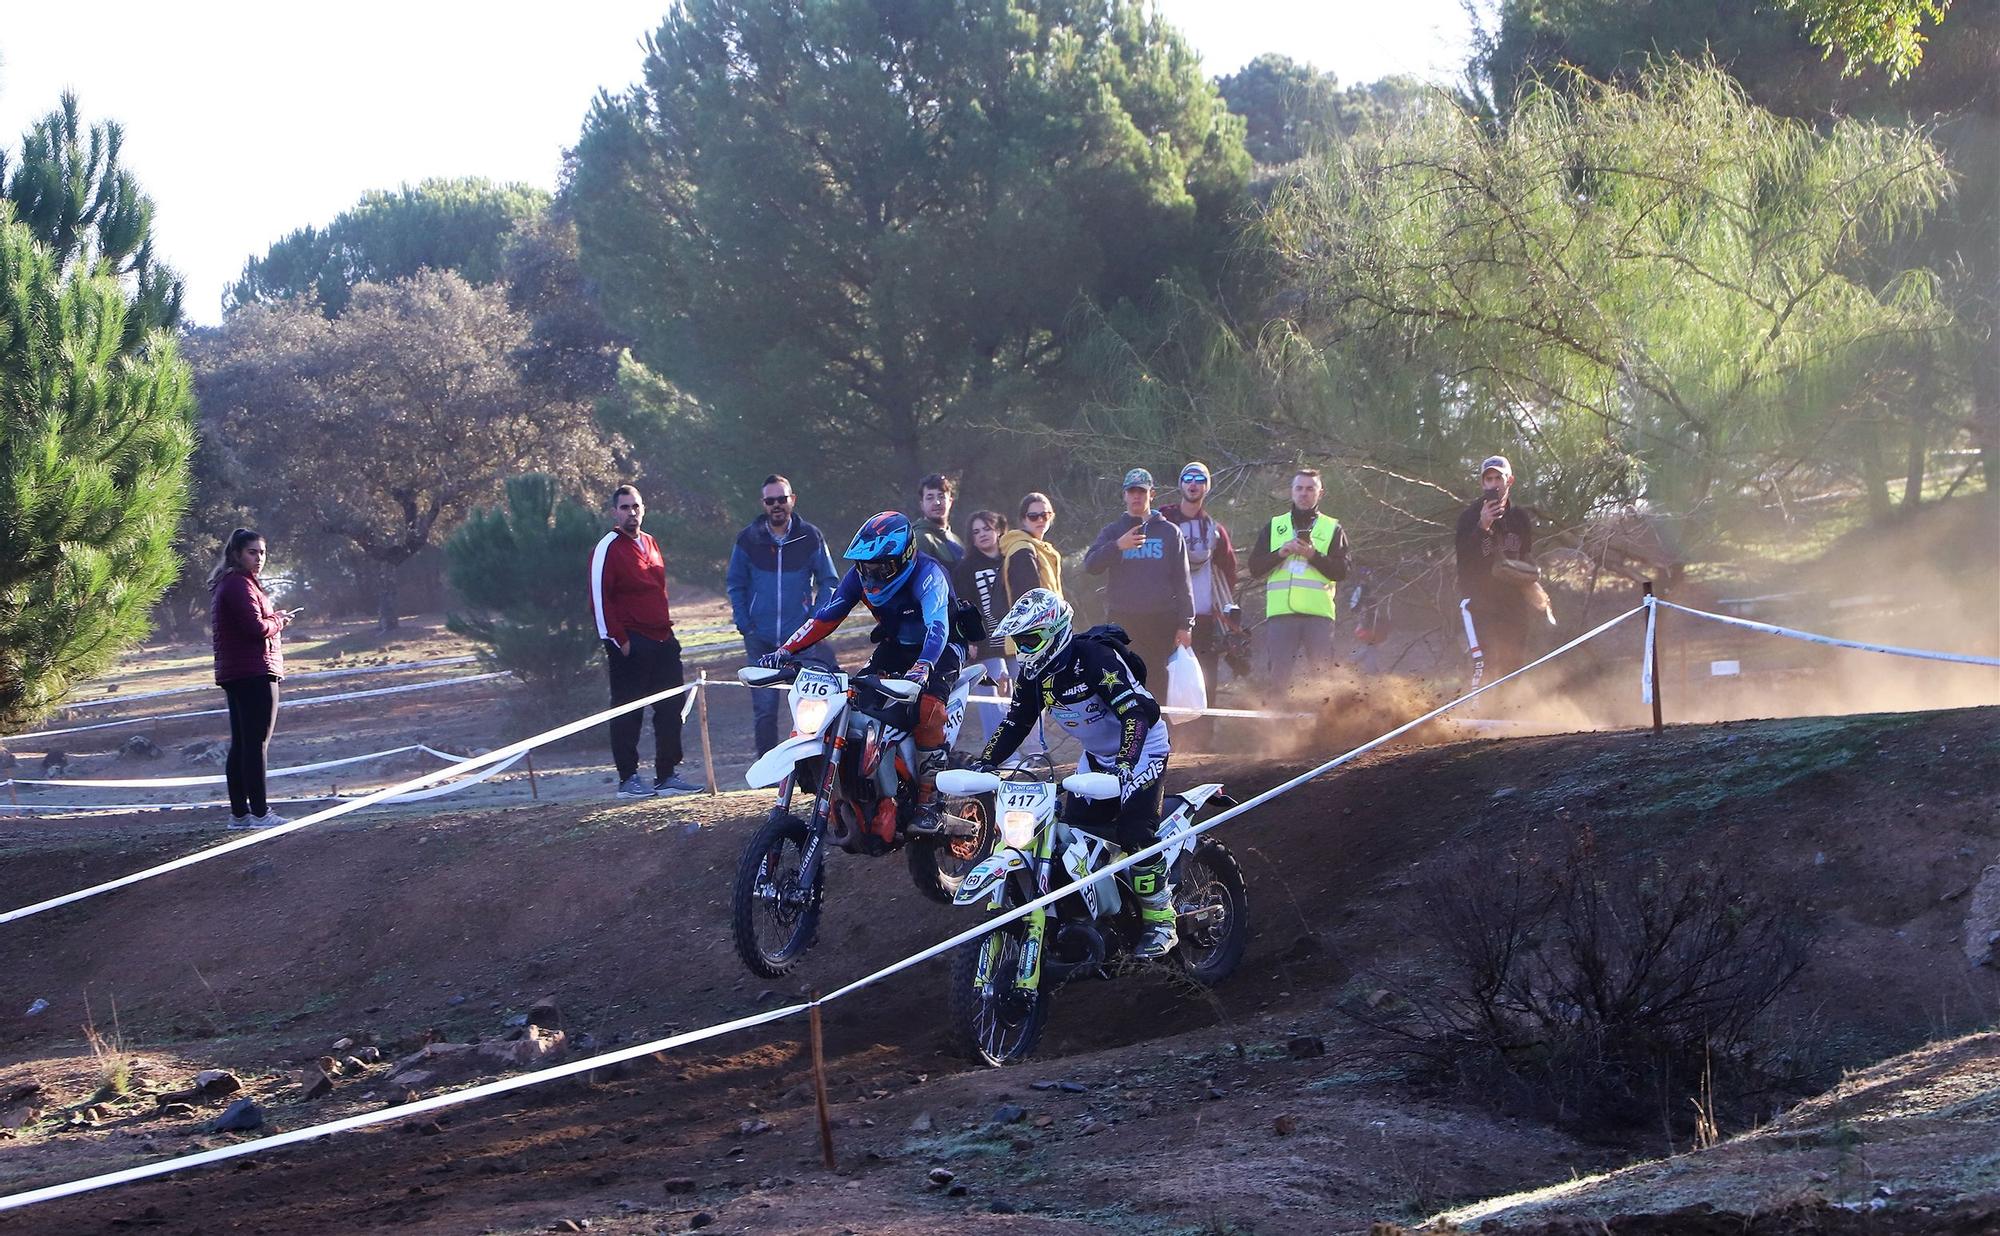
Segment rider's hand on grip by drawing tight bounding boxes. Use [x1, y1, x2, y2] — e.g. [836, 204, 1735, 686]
[756, 651, 788, 670]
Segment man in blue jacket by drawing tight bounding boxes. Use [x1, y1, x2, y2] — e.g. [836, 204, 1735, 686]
[1082, 467, 1194, 684]
[727, 474, 840, 754]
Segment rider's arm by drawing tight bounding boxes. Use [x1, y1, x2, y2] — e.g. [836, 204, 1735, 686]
[781, 567, 862, 653]
[980, 681, 1041, 767]
[909, 561, 952, 677]
[1081, 638, 1160, 767]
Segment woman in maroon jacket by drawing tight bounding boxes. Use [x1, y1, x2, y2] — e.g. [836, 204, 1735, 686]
[209, 529, 296, 828]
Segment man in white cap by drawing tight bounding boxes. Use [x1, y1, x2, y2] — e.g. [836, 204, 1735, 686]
[1454, 454, 1537, 685]
[1160, 461, 1240, 745]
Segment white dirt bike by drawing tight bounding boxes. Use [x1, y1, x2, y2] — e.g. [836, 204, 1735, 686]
[936, 764, 1249, 1065]
[730, 657, 995, 978]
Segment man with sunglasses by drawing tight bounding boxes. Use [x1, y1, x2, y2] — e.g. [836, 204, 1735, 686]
[767, 511, 962, 816]
[727, 474, 840, 755]
[1159, 461, 1241, 746]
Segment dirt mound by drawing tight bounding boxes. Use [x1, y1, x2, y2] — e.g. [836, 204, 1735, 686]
[0, 706, 1993, 1232]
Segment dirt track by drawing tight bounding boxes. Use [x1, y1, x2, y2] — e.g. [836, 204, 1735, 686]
[2, 702, 1997, 1233]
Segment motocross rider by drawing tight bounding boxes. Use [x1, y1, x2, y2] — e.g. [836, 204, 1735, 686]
[975, 588, 1178, 960]
[766, 512, 962, 820]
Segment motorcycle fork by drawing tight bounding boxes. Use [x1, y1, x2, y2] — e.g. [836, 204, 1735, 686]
[796, 732, 845, 892]
[1014, 826, 1057, 992]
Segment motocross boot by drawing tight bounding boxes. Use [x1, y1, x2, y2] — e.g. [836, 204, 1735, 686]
[914, 746, 949, 806]
[1130, 856, 1178, 960]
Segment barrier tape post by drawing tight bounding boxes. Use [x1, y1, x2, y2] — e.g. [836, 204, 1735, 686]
[697, 672, 718, 797]
[1644, 584, 1664, 736]
[809, 990, 835, 1169]
[524, 749, 540, 800]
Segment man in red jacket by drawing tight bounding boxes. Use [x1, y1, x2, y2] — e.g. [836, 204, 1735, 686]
[590, 484, 699, 797]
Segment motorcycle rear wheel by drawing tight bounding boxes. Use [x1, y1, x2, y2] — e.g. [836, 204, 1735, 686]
[948, 916, 1048, 1066]
[731, 809, 823, 978]
[1172, 838, 1249, 986]
[906, 794, 994, 905]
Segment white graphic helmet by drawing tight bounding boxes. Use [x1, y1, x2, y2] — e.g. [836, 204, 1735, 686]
[993, 588, 1073, 678]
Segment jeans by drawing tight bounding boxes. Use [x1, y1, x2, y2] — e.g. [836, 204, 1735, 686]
[607, 632, 684, 781]
[221, 676, 279, 817]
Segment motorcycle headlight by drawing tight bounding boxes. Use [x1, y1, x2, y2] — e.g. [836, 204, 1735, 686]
[792, 696, 830, 738]
[1000, 809, 1039, 851]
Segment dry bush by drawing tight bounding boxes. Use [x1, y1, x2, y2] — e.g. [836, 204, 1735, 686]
[1381, 832, 1812, 1136]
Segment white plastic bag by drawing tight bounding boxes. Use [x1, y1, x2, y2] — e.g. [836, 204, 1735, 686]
[1164, 645, 1207, 722]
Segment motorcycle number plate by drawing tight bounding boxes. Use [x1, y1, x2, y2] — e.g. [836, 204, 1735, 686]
[1001, 785, 1051, 812]
[797, 669, 841, 697]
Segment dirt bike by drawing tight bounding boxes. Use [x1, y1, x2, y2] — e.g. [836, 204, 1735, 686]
[936, 764, 1249, 1065]
[730, 657, 996, 978]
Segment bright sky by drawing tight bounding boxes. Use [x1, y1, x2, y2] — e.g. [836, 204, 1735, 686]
[0, 1, 1472, 325]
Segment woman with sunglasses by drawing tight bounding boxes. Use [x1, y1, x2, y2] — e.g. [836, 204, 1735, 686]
[1000, 492, 1062, 607]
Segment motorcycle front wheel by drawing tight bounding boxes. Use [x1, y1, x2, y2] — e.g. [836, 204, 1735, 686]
[731, 808, 823, 978]
[947, 915, 1048, 1066]
[906, 794, 995, 905]
[1171, 838, 1250, 986]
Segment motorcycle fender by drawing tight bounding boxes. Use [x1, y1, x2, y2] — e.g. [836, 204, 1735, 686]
[953, 848, 1027, 906]
[1176, 782, 1228, 813]
[1062, 842, 1111, 917]
[746, 736, 825, 789]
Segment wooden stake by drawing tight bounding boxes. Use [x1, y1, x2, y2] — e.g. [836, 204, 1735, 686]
[809, 992, 835, 1169]
[524, 748, 540, 800]
[697, 671, 719, 797]
[1645, 582, 1664, 737]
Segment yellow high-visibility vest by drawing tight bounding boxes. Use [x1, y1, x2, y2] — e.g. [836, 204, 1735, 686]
[1264, 513, 1338, 620]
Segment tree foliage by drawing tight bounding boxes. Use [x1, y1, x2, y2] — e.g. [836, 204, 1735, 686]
[226, 178, 548, 318]
[191, 269, 618, 629]
[445, 473, 607, 710]
[1216, 54, 1429, 165]
[0, 211, 194, 730]
[1773, 0, 1954, 80]
[569, 0, 1253, 514]
[1, 93, 184, 347]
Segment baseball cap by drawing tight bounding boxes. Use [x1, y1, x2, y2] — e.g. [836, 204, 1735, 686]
[1122, 467, 1154, 490]
[1179, 461, 1211, 484]
[1479, 455, 1513, 480]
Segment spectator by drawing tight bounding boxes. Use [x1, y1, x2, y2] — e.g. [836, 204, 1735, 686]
[1159, 461, 1240, 744]
[913, 473, 964, 566]
[953, 510, 1013, 742]
[1083, 468, 1194, 681]
[1000, 492, 1062, 607]
[209, 528, 297, 829]
[590, 484, 698, 798]
[1248, 467, 1349, 685]
[726, 473, 840, 755]
[1454, 455, 1537, 684]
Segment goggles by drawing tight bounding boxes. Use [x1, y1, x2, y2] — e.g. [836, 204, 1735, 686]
[856, 559, 902, 584]
[1013, 628, 1052, 653]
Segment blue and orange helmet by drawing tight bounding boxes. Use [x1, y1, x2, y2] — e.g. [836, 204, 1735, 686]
[846, 511, 917, 604]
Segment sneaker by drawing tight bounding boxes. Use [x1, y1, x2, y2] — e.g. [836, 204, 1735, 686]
[616, 774, 653, 798]
[231, 811, 288, 830]
[653, 773, 702, 795]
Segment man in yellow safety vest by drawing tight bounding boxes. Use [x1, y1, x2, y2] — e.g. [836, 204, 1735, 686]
[1247, 467, 1350, 685]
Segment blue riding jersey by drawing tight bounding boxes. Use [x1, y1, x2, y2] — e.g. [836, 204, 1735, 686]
[781, 553, 955, 679]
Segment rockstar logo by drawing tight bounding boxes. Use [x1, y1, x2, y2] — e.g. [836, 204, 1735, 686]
[1100, 669, 1122, 690]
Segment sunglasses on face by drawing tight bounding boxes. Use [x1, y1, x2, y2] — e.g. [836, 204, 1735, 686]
[1024, 510, 1051, 522]
[763, 495, 792, 506]
[1181, 475, 1207, 486]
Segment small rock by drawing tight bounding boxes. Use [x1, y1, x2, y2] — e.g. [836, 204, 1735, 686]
[193, 1071, 242, 1098]
[356, 1046, 382, 1064]
[1032, 1115, 1055, 1129]
[908, 1112, 933, 1133]
[332, 1037, 355, 1051]
[505, 1014, 530, 1028]
[927, 1167, 956, 1187]
[301, 1071, 334, 1102]
[946, 1183, 968, 1198]
[550, 1221, 583, 1233]
[689, 1216, 715, 1231]
[992, 1104, 1027, 1124]
[120, 735, 163, 760]
[526, 996, 563, 1030]
[1205, 1086, 1226, 1100]
[1489, 786, 1517, 800]
[1058, 1081, 1088, 1093]
[157, 1103, 196, 1119]
[1030, 1080, 1058, 1091]
[342, 1056, 368, 1076]
[1080, 1118, 1109, 1135]
[446, 995, 467, 1007]
[40, 750, 67, 778]
[1274, 1114, 1299, 1136]
[23, 999, 48, 1017]
[662, 1177, 698, 1194]
[738, 1119, 773, 1136]
[1286, 1034, 1326, 1059]
[211, 1099, 264, 1133]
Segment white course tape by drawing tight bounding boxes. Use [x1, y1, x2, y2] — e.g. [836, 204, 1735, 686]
[0, 683, 692, 926]
[0, 753, 525, 815]
[2, 673, 510, 744]
[0, 603, 1645, 1215]
[58, 656, 480, 711]
[1, 744, 469, 790]
[1653, 597, 2000, 668]
[1642, 594, 1659, 704]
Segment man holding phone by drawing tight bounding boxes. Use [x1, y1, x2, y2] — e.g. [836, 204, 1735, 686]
[1249, 466, 1349, 687]
[1082, 468, 1195, 681]
[1454, 455, 1536, 685]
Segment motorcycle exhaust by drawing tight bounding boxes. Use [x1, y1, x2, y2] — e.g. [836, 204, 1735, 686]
[827, 800, 859, 850]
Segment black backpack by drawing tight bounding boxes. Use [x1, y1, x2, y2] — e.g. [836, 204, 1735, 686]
[1076, 623, 1147, 686]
